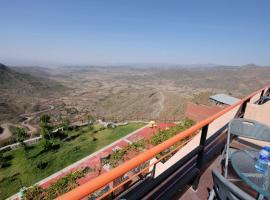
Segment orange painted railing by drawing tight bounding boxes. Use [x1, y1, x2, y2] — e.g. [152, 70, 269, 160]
[97, 136, 194, 200]
[57, 84, 270, 200]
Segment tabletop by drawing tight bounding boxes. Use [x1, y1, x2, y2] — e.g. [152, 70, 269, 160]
[231, 149, 270, 199]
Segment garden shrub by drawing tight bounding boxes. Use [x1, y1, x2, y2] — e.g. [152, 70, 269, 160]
[36, 161, 49, 170]
[21, 185, 45, 200]
[11, 127, 27, 143]
[42, 139, 54, 151]
[150, 118, 195, 162]
[22, 167, 90, 200]
[104, 140, 146, 167]
[42, 140, 60, 152]
[102, 119, 194, 168]
[150, 118, 195, 146]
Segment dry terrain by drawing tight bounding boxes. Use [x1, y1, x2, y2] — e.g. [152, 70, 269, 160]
[44, 65, 270, 122]
[1, 63, 270, 135]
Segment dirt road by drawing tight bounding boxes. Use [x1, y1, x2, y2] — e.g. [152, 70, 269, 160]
[0, 105, 54, 145]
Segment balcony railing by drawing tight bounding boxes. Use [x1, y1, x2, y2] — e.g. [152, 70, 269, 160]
[57, 84, 270, 200]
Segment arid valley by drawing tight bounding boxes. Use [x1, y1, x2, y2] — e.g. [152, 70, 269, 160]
[1, 63, 270, 144]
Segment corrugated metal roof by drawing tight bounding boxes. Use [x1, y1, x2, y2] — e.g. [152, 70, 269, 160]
[209, 94, 240, 105]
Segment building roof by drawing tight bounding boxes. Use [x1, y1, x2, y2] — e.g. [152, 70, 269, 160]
[209, 94, 240, 105]
[185, 103, 224, 122]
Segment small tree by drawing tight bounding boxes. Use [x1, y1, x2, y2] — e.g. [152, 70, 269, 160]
[42, 139, 54, 151]
[40, 122, 53, 139]
[87, 115, 95, 125]
[61, 118, 70, 131]
[12, 127, 27, 143]
[39, 114, 53, 139]
[40, 114, 50, 124]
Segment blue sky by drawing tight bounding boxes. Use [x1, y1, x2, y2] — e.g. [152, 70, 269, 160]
[0, 0, 270, 66]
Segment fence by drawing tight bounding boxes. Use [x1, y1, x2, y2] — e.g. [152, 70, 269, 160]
[0, 136, 42, 152]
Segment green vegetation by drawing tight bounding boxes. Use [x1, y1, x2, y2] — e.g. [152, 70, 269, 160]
[39, 114, 54, 139]
[104, 139, 146, 167]
[0, 118, 194, 199]
[11, 127, 27, 143]
[103, 118, 195, 168]
[60, 118, 70, 131]
[150, 118, 195, 162]
[0, 122, 144, 199]
[0, 152, 7, 168]
[22, 167, 90, 200]
[150, 118, 194, 146]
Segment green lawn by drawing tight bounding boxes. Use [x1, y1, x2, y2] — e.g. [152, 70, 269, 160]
[0, 122, 144, 199]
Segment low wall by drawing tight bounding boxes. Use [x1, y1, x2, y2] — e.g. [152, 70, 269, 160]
[0, 136, 42, 152]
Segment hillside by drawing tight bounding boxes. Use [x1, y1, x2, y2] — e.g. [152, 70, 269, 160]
[0, 63, 65, 123]
[1, 63, 270, 125]
[47, 65, 270, 122]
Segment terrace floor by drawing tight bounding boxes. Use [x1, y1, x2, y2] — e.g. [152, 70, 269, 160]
[177, 140, 261, 200]
[185, 102, 225, 122]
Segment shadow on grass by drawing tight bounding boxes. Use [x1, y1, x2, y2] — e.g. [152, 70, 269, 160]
[0, 172, 21, 184]
[62, 134, 80, 142]
[28, 144, 60, 159]
[24, 145, 35, 151]
[0, 154, 14, 168]
[36, 160, 49, 169]
[4, 154, 14, 161]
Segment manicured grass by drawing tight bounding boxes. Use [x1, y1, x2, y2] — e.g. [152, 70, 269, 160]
[0, 122, 144, 199]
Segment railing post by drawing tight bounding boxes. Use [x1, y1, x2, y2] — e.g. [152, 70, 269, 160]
[151, 163, 157, 178]
[260, 90, 265, 98]
[192, 124, 208, 190]
[238, 98, 250, 118]
[267, 87, 270, 96]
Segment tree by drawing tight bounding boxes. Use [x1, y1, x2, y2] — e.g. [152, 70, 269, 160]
[61, 118, 70, 131]
[40, 122, 53, 139]
[12, 127, 27, 143]
[87, 115, 95, 125]
[40, 114, 51, 124]
[42, 139, 54, 151]
[39, 114, 53, 139]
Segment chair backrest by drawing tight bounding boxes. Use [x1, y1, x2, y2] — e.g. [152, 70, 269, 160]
[228, 118, 270, 142]
[212, 170, 255, 200]
[256, 96, 270, 105]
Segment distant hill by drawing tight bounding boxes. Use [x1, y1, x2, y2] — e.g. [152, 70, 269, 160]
[0, 63, 65, 123]
[0, 63, 64, 93]
[0, 63, 8, 70]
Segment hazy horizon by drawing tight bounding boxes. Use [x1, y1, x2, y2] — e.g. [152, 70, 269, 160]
[1, 60, 269, 68]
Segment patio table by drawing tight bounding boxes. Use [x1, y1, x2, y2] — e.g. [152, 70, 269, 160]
[231, 149, 270, 200]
